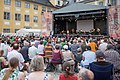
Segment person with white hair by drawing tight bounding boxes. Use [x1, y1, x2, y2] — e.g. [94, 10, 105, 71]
[78, 68, 94, 80]
[28, 42, 38, 60]
[70, 39, 79, 55]
[28, 56, 53, 80]
[98, 38, 108, 52]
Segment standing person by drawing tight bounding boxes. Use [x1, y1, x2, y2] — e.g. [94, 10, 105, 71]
[74, 48, 83, 73]
[28, 42, 38, 60]
[59, 61, 78, 80]
[98, 38, 108, 52]
[61, 38, 67, 48]
[7, 43, 25, 70]
[44, 41, 54, 56]
[44, 41, 54, 62]
[51, 45, 62, 64]
[0, 57, 25, 80]
[20, 41, 30, 62]
[88, 39, 97, 52]
[81, 46, 96, 68]
[28, 56, 53, 80]
[38, 41, 45, 56]
[70, 40, 79, 55]
[115, 39, 120, 54]
[104, 44, 120, 80]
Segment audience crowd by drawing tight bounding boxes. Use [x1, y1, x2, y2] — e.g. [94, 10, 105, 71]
[0, 35, 120, 80]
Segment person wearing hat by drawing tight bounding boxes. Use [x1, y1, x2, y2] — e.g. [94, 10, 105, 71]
[62, 45, 75, 66]
[91, 50, 111, 66]
[89, 50, 113, 80]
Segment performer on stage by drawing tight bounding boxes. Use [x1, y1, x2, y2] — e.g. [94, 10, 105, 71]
[96, 28, 101, 35]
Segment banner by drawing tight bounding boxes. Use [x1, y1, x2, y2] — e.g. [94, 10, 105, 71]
[41, 12, 53, 36]
[108, 5, 120, 39]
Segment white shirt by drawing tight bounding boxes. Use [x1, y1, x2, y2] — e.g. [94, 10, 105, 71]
[28, 46, 38, 59]
[98, 42, 108, 52]
[38, 44, 44, 54]
[7, 50, 25, 69]
[81, 50, 96, 66]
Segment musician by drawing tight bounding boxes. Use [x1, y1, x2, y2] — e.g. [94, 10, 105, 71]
[90, 29, 95, 35]
[96, 28, 101, 35]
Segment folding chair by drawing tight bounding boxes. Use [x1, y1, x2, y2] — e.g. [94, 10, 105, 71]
[89, 63, 113, 80]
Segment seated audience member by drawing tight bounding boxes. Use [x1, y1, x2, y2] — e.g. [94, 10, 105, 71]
[78, 68, 94, 80]
[45, 45, 62, 72]
[0, 49, 8, 68]
[91, 50, 112, 66]
[51, 45, 62, 64]
[62, 45, 75, 65]
[90, 50, 113, 80]
[81, 46, 96, 68]
[7, 43, 25, 70]
[28, 56, 53, 80]
[59, 61, 78, 80]
[0, 57, 25, 80]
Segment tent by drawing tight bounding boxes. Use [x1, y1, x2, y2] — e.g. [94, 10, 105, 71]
[16, 28, 41, 36]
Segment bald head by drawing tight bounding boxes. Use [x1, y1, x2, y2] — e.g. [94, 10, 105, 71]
[78, 68, 94, 80]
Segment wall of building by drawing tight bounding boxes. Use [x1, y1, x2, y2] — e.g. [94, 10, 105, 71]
[0, 0, 55, 33]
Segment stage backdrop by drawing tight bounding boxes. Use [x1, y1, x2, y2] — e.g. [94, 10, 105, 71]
[77, 20, 94, 32]
[108, 5, 120, 39]
[41, 12, 52, 36]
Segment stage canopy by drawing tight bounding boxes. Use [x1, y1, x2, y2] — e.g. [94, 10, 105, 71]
[52, 3, 109, 35]
[53, 3, 108, 14]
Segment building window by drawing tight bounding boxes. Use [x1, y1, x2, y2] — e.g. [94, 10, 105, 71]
[4, 0, 11, 5]
[15, 13, 21, 21]
[99, 1, 103, 6]
[4, 12, 10, 20]
[42, 6, 46, 12]
[111, 0, 117, 5]
[25, 15, 30, 22]
[3, 28, 10, 33]
[34, 4, 38, 10]
[15, 29, 19, 33]
[33, 16, 38, 23]
[15, 0, 21, 7]
[25, 2, 30, 8]
[58, 1, 60, 5]
[47, 8, 52, 12]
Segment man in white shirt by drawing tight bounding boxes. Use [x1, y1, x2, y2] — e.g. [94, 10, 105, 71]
[98, 39, 108, 52]
[81, 46, 96, 68]
[7, 43, 25, 69]
[28, 42, 38, 60]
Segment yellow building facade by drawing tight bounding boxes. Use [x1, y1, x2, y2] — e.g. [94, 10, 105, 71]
[0, 0, 56, 33]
